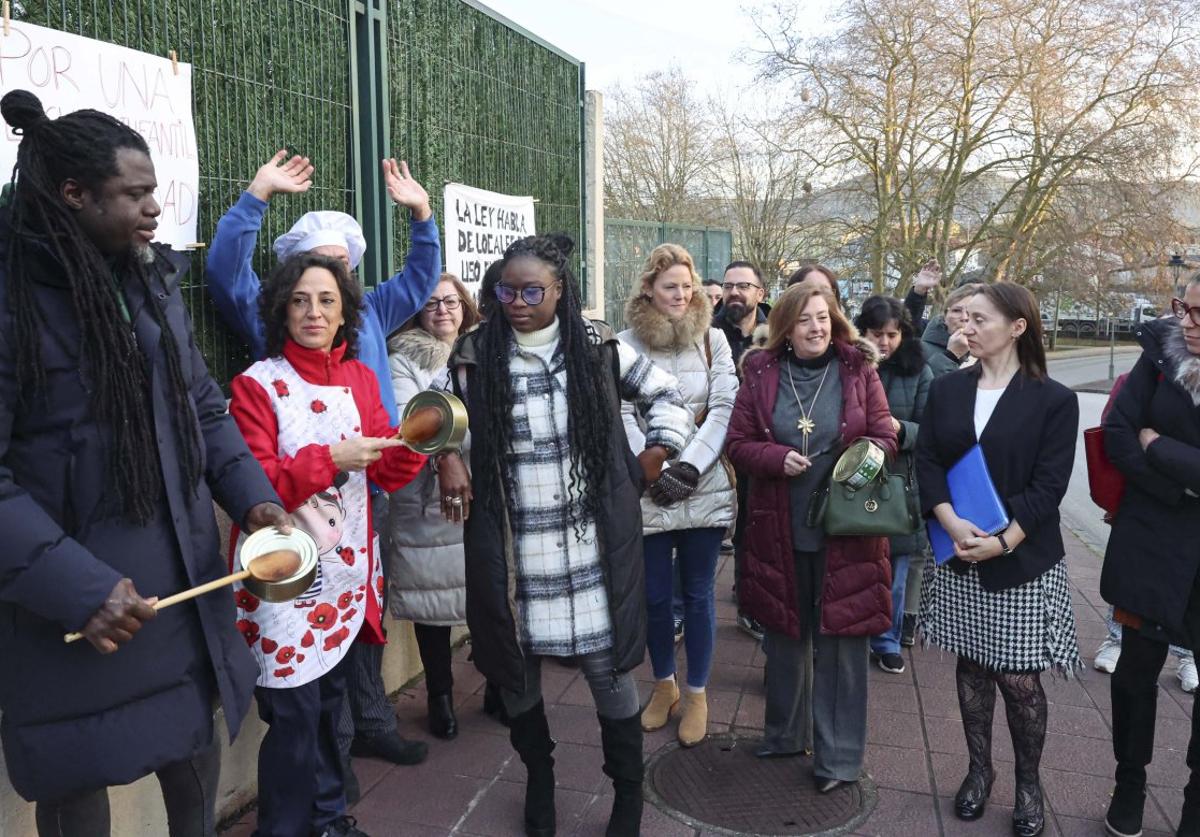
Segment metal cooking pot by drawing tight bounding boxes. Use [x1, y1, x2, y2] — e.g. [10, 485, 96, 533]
[239, 527, 319, 602]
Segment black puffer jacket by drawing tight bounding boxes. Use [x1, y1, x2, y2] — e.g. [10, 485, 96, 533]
[449, 322, 648, 691]
[1102, 318, 1200, 642]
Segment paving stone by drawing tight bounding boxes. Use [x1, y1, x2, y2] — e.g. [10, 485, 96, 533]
[851, 789, 939, 836]
[458, 779, 594, 836]
[864, 743, 934, 794]
[350, 771, 489, 830]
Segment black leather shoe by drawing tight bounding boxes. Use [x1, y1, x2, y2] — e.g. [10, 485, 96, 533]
[1012, 782, 1045, 837]
[954, 769, 994, 820]
[349, 730, 428, 765]
[428, 693, 458, 740]
[814, 776, 845, 793]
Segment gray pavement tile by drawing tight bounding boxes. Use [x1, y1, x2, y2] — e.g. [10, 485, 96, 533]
[705, 662, 755, 693]
[852, 789, 941, 836]
[1149, 784, 1184, 832]
[412, 727, 515, 779]
[1039, 732, 1114, 777]
[932, 795, 1060, 837]
[1056, 813, 1172, 837]
[545, 703, 604, 746]
[458, 779, 594, 836]
[1043, 703, 1111, 739]
[452, 694, 513, 738]
[1041, 767, 1175, 831]
[866, 708, 926, 750]
[350, 771, 489, 830]
[733, 690, 766, 729]
[867, 679, 920, 713]
[864, 743, 935, 794]
[913, 687, 963, 721]
[630, 798, 700, 837]
[1146, 747, 1190, 789]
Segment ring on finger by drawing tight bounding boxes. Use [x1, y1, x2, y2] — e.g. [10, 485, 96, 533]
[451, 497, 463, 506]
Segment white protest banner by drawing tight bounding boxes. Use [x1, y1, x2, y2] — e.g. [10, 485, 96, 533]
[443, 182, 536, 291]
[0, 20, 199, 250]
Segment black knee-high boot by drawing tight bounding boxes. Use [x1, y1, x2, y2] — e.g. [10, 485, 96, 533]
[954, 656, 997, 820]
[509, 700, 556, 837]
[995, 671, 1048, 837]
[1108, 626, 1167, 836]
[598, 713, 644, 837]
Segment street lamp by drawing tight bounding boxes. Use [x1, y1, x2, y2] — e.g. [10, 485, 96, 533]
[1170, 252, 1186, 297]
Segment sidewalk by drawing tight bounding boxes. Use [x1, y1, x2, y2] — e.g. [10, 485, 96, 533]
[222, 529, 1191, 836]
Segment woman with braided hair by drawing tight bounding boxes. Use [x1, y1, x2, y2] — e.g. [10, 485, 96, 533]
[0, 89, 288, 835]
[444, 233, 690, 837]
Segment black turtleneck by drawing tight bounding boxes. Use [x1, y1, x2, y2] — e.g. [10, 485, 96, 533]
[787, 344, 836, 370]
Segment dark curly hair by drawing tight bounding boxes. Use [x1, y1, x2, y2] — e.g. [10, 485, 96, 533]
[854, 295, 925, 376]
[259, 253, 363, 358]
[472, 234, 612, 536]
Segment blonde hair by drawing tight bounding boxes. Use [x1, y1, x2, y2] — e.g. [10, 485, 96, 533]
[764, 281, 855, 354]
[636, 243, 701, 295]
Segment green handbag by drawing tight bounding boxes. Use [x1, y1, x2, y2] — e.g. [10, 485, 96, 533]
[810, 465, 922, 538]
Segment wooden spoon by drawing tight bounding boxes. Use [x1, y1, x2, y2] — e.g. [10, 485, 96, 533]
[64, 549, 301, 644]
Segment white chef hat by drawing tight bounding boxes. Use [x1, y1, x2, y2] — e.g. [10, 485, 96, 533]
[272, 211, 367, 270]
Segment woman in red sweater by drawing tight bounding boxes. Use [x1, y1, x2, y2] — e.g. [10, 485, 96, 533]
[229, 253, 425, 837]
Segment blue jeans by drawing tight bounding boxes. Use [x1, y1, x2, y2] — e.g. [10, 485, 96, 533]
[870, 553, 911, 657]
[644, 527, 723, 689]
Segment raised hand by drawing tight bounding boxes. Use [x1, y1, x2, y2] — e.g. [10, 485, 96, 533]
[912, 259, 942, 295]
[247, 150, 314, 202]
[382, 158, 432, 221]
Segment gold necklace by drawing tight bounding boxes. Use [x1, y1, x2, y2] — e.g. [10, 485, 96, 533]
[785, 358, 830, 457]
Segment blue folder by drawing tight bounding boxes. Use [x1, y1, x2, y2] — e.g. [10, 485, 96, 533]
[927, 444, 1010, 564]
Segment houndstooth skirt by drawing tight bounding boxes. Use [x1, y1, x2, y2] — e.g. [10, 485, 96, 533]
[918, 558, 1082, 674]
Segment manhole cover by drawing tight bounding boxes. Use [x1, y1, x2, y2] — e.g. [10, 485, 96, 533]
[645, 734, 876, 836]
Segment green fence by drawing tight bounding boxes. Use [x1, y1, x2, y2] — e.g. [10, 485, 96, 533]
[388, 0, 585, 283]
[12, 0, 584, 384]
[604, 219, 733, 329]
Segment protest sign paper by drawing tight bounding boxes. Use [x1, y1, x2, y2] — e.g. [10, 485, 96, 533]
[0, 20, 199, 249]
[443, 182, 536, 292]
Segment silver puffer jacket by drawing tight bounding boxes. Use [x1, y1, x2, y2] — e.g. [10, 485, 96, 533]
[619, 290, 738, 534]
[385, 328, 467, 626]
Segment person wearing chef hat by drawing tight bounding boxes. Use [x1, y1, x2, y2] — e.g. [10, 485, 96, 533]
[206, 152, 441, 793]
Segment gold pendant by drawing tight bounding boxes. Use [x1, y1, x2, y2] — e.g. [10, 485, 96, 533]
[797, 416, 815, 436]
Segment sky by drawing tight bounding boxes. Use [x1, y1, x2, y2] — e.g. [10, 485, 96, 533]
[477, 0, 840, 96]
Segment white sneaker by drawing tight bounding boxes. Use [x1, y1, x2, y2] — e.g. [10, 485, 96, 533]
[1178, 657, 1199, 694]
[1093, 638, 1122, 674]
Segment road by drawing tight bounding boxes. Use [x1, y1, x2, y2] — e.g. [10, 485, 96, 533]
[1047, 348, 1139, 558]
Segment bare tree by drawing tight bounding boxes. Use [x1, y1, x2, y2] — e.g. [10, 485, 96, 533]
[603, 68, 721, 224]
[750, 0, 1200, 293]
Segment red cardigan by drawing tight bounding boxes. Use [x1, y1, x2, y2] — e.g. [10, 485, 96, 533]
[230, 339, 425, 511]
[726, 342, 898, 638]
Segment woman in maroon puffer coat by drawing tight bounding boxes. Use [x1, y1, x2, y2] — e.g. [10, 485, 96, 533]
[726, 281, 896, 792]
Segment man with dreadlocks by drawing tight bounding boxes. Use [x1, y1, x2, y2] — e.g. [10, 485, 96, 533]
[0, 90, 289, 836]
[443, 233, 691, 837]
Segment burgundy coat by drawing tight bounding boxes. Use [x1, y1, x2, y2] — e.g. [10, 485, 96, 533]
[726, 342, 898, 638]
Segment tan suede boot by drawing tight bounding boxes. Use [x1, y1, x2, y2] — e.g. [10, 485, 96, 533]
[640, 678, 680, 731]
[677, 689, 708, 747]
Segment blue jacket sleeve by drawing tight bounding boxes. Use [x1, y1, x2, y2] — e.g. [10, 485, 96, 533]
[205, 191, 269, 359]
[0, 318, 122, 630]
[364, 217, 442, 335]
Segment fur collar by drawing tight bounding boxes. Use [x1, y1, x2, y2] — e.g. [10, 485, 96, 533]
[624, 288, 713, 351]
[1161, 320, 1200, 405]
[387, 327, 452, 373]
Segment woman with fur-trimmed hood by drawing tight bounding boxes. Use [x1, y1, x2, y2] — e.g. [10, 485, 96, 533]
[619, 244, 738, 748]
[386, 273, 480, 742]
[1101, 274, 1200, 837]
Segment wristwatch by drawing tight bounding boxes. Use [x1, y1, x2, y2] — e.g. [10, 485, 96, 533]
[996, 533, 1013, 555]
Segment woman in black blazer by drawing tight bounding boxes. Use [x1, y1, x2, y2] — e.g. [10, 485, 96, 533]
[916, 283, 1080, 837]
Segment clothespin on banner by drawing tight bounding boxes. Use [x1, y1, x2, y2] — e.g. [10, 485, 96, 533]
[3, 2, 12, 37]
[169, 50, 179, 76]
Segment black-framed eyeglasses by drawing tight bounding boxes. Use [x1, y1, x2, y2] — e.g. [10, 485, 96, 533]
[722, 281, 762, 293]
[422, 295, 461, 313]
[496, 282, 556, 306]
[1172, 297, 1200, 326]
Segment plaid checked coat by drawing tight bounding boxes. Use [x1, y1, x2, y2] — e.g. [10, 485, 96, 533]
[451, 318, 690, 690]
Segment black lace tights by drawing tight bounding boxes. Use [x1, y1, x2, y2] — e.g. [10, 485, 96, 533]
[956, 656, 1048, 793]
